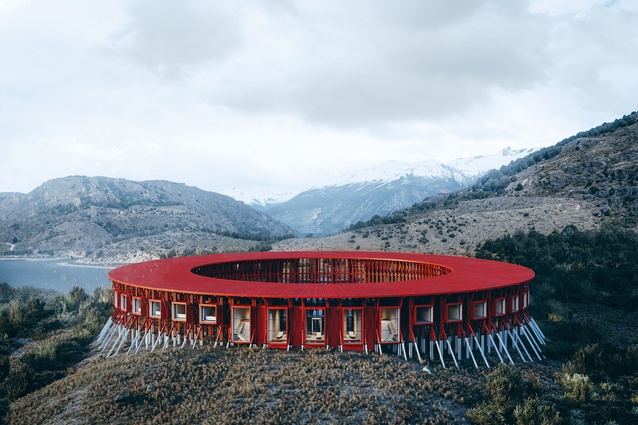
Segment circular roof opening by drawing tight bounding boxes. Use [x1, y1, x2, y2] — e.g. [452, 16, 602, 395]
[191, 257, 452, 284]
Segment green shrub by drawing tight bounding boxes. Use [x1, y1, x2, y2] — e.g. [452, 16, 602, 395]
[1, 361, 35, 400]
[565, 344, 604, 380]
[466, 401, 507, 425]
[559, 373, 593, 403]
[514, 397, 562, 425]
[466, 365, 528, 424]
[485, 364, 525, 409]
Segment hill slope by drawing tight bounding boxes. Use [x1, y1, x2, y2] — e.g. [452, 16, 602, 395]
[274, 111, 638, 254]
[0, 176, 294, 261]
[478, 114, 638, 219]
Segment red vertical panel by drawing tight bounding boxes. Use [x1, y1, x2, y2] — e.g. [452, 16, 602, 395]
[326, 305, 341, 347]
[407, 298, 415, 342]
[161, 298, 170, 321]
[186, 297, 195, 324]
[125, 294, 131, 314]
[220, 299, 228, 328]
[141, 298, 149, 318]
[365, 304, 377, 351]
[350, 260, 354, 283]
[256, 304, 267, 346]
[290, 305, 302, 347]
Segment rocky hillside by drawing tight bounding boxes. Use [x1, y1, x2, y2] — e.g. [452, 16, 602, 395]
[0, 176, 294, 261]
[477, 113, 638, 220]
[273, 111, 638, 255]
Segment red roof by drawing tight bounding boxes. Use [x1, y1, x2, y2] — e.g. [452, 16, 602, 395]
[108, 251, 534, 298]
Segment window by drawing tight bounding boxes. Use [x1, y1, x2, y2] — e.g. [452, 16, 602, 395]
[150, 300, 161, 318]
[232, 307, 251, 343]
[473, 301, 487, 319]
[343, 309, 362, 343]
[415, 305, 433, 324]
[282, 261, 293, 283]
[306, 309, 325, 343]
[172, 302, 186, 321]
[380, 307, 399, 343]
[200, 305, 217, 323]
[120, 294, 127, 310]
[511, 295, 519, 313]
[133, 297, 141, 315]
[446, 303, 462, 322]
[267, 308, 287, 343]
[522, 292, 529, 309]
[495, 298, 506, 316]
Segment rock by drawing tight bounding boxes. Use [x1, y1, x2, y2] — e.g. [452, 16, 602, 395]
[115, 391, 133, 403]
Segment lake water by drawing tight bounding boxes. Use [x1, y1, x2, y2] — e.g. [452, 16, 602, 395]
[0, 258, 111, 294]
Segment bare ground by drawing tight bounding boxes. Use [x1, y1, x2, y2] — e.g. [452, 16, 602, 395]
[273, 196, 603, 256]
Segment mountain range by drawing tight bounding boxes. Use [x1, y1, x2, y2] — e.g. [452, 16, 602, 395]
[1, 111, 636, 265]
[273, 111, 638, 254]
[0, 177, 294, 262]
[263, 147, 537, 235]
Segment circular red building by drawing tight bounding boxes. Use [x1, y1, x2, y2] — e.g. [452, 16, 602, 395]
[97, 252, 545, 368]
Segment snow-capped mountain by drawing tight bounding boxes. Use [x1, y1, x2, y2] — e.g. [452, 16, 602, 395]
[447, 147, 538, 177]
[263, 147, 540, 235]
[224, 189, 297, 211]
[327, 159, 474, 187]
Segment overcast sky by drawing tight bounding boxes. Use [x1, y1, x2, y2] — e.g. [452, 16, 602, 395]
[1, 0, 636, 199]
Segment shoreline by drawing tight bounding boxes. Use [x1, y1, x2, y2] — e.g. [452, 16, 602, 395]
[61, 261, 114, 270]
[0, 256, 70, 262]
[0, 256, 116, 270]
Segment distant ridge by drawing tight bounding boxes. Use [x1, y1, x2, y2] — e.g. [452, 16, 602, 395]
[272, 110, 638, 255]
[0, 176, 294, 261]
[264, 147, 537, 235]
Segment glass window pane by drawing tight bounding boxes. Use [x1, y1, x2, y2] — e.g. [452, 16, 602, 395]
[416, 306, 433, 323]
[232, 307, 251, 342]
[268, 309, 287, 342]
[305, 309, 325, 342]
[343, 309, 362, 342]
[380, 308, 399, 342]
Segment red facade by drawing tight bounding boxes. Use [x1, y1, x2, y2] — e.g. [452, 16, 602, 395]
[98, 252, 545, 368]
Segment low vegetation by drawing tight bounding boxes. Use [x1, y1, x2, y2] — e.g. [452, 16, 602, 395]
[466, 364, 562, 425]
[0, 283, 112, 423]
[9, 348, 486, 424]
[1, 224, 637, 423]
[475, 225, 638, 424]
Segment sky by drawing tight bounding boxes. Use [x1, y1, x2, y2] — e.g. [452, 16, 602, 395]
[1, 0, 637, 201]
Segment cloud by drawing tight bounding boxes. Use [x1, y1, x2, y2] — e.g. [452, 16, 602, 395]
[0, 0, 31, 18]
[176, 1, 553, 127]
[0, 0, 636, 197]
[111, 0, 243, 78]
